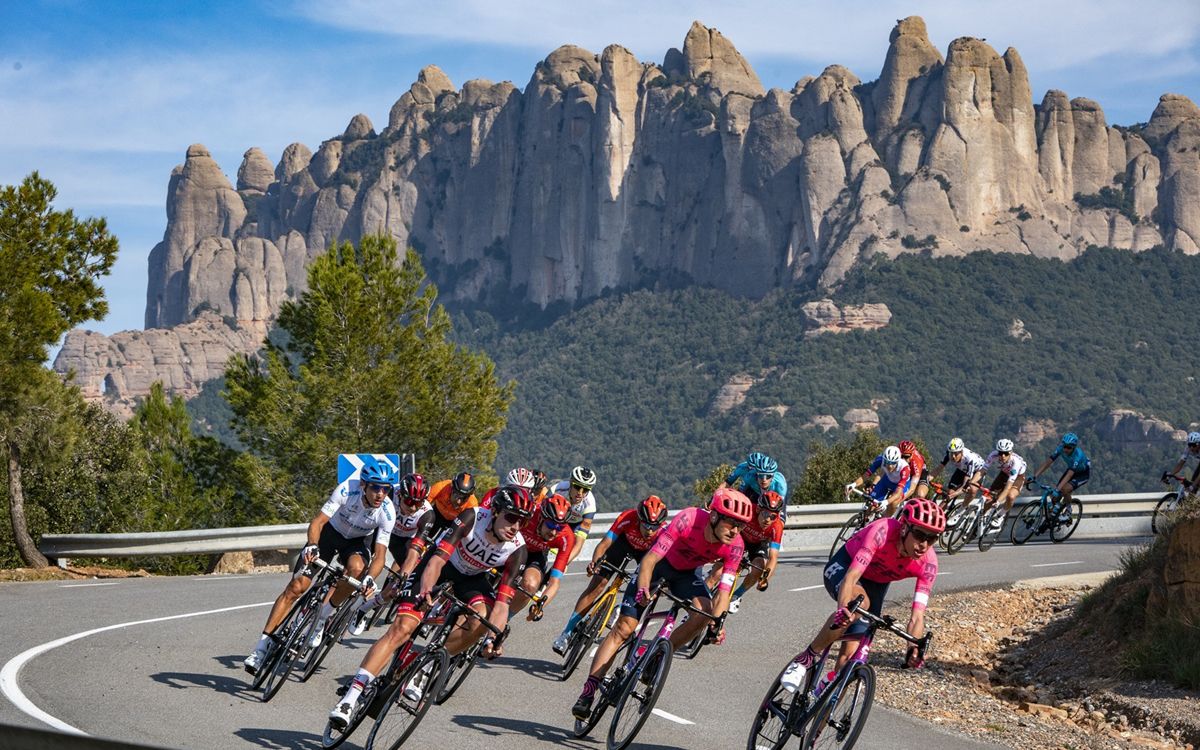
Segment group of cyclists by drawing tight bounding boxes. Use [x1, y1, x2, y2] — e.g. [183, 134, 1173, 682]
[234, 425, 1192, 747]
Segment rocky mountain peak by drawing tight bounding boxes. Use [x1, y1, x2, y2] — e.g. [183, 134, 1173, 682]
[417, 64, 455, 96]
[237, 147, 274, 194]
[342, 113, 375, 140]
[681, 20, 764, 96]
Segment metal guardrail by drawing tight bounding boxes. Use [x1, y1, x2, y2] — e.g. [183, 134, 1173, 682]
[38, 491, 1162, 565]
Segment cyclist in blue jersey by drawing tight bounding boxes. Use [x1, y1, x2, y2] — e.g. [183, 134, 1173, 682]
[1028, 432, 1091, 518]
[723, 451, 788, 508]
[846, 445, 911, 516]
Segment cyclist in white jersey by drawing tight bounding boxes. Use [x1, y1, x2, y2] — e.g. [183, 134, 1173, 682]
[982, 439, 1027, 531]
[930, 438, 986, 525]
[243, 459, 396, 675]
[553, 466, 597, 565]
[1162, 431, 1200, 489]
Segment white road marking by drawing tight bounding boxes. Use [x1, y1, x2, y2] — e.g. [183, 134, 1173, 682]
[1030, 561, 1082, 568]
[59, 582, 120, 588]
[0, 600, 272, 735]
[193, 575, 258, 581]
[587, 645, 598, 658]
[790, 584, 825, 592]
[652, 708, 695, 725]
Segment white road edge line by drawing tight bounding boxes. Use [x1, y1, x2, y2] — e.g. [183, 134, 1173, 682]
[0, 599, 272, 735]
[652, 708, 695, 725]
[59, 582, 120, 588]
[1030, 561, 1083, 568]
[790, 584, 825, 592]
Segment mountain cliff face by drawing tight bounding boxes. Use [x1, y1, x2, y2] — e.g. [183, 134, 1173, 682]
[55, 17, 1200, 414]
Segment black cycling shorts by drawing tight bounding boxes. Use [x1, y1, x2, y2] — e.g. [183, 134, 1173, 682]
[744, 539, 772, 560]
[293, 524, 372, 575]
[601, 537, 648, 571]
[387, 532, 419, 568]
[1059, 469, 1090, 490]
[619, 558, 709, 620]
[823, 547, 889, 637]
[397, 554, 495, 610]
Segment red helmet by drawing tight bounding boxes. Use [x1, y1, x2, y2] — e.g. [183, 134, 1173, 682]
[397, 473, 428, 504]
[902, 497, 946, 534]
[757, 490, 785, 514]
[710, 488, 753, 524]
[541, 493, 572, 524]
[637, 495, 669, 526]
[898, 440, 916, 456]
[491, 485, 535, 518]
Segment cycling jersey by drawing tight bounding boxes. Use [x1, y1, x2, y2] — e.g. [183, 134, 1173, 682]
[551, 480, 597, 526]
[649, 506, 744, 592]
[392, 500, 432, 539]
[725, 461, 789, 501]
[436, 506, 526, 576]
[903, 450, 927, 479]
[867, 454, 911, 487]
[984, 450, 1027, 481]
[518, 513, 574, 578]
[739, 512, 783, 550]
[1051, 445, 1091, 474]
[1177, 448, 1200, 469]
[606, 508, 661, 552]
[940, 448, 986, 476]
[842, 517, 937, 610]
[429, 478, 478, 523]
[321, 479, 396, 545]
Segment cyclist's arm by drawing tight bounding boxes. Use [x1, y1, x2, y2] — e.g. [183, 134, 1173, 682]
[306, 512, 330, 546]
[367, 541, 389, 580]
[421, 509, 475, 596]
[1031, 457, 1053, 480]
[906, 608, 926, 640]
[590, 532, 615, 569]
[400, 510, 437, 576]
[1167, 459, 1185, 478]
[490, 546, 527, 637]
[908, 562, 936, 638]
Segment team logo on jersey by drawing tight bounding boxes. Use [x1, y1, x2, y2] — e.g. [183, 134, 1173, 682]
[824, 561, 844, 580]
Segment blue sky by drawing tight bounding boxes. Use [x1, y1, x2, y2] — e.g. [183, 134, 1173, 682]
[2, 0, 1198, 342]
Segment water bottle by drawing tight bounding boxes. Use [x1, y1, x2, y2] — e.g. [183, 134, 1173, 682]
[809, 669, 837, 700]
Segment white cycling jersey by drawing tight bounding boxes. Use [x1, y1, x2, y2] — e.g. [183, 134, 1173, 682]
[551, 479, 596, 526]
[942, 448, 986, 476]
[393, 500, 432, 539]
[322, 479, 396, 545]
[447, 507, 525, 575]
[985, 450, 1027, 481]
[1178, 449, 1200, 469]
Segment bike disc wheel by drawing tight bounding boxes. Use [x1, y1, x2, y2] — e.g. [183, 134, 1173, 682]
[260, 603, 316, 702]
[800, 664, 875, 750]
[1010, 500, 1043, 545]
[433, 643, 478, 705]
[1050, 499, 1084, 543]
[746, 663, 808, 750]
[607, 639, 673, 750]
[977, 506, 1007, 552]
[829, 514, 864, 561]
[1152, 493, 1180, 535]
[365, 647, 450, 750]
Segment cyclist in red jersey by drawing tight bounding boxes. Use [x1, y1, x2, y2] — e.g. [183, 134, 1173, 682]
[899, 440, 929, 502]
[509, 493, 575, 621]
[707, 489, 784, 613]
[552, 496, 668, 655]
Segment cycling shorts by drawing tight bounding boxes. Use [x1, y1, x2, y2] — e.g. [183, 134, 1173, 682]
[1059, 468, 1090, 490]
[601, 537, 647, 570]
[395, 553, 495, 614]
[988, 472, 1021, 494]
[947, 469, 968, 491]
[822, 547, 889, 636]
[294, 524, 371, 575]
[524, 549, 555, 577]
[745, 539, 772, 561]
[916, 468, 931, 486]
[619, 558, 709, 620]
[387, 532, 419, 568]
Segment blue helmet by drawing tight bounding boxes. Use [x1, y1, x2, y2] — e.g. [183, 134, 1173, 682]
[1060, 432, 1079, 447]
[359, 458, 398, 487]
[747, 451, 778, 475]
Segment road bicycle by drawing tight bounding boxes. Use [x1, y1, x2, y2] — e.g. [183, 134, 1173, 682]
[573, 584, 722, 750]
[559, 559, 633, 681]
[746, 594, 930, 750]
[251, 557, 361, 703]
[1010, 481, 1082, 545]
[939, 487, 997, 554]
[1153, 473, 1193, 535]
[302, 580, 370, 682]
[828, 488, 889, 561]
[676, 554, 767, 660]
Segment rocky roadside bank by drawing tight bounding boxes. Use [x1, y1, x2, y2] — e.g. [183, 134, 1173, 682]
[868, 582, 1197, 749]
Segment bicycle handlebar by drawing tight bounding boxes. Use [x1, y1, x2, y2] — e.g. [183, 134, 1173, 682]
[655, 583, 721, 623]
[594, 558, 633, 581]
[845, 594, 932, 653]
[427, 583, 505, 638]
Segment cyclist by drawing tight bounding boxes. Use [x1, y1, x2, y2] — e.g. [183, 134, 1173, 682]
[531, 468, 551, 503]
[549, 466, 598, 566]
[328, 486, 533, 728]
[1028, 432, 1091, 519]
[898, 440, 928, 500]
[1161, 431, 1200, 490]
[845, 445, 910, 518]
[930, 437, 987, 524]
[243, 458, 396, 675]
[426, 471, 479, 540]
[571, 489, 752, 721]
[509, 493, 575, 621]
[480, 467, 537, 508]
[982, 439, 1026, 532]
[723, 451, 789, 509]
[349, 473, 432, 634]
[709, 489, 784, 613]
[779, 497, 944, 691]
[552, 495, 668, 655]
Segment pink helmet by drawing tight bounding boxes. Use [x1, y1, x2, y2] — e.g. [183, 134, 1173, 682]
[710, 488, 753, 524]
[902, 497, 946, 534]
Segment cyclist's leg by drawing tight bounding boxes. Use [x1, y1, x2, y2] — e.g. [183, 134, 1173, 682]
[915, 469, 931, 499]
[669, 568, 713, 646]
[1003, 475, 1023, 511]
[329, 543, 369, 607]
[511, 561, 545, 615]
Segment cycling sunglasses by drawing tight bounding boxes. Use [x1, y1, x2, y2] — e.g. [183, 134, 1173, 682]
[501, 511, 525, 524]
[363, 482, 392, 494]
[569, 483, 589, 493]
[910, 528, 939, 543]
[1062, 444, 1076, 451]
[997, 451, 1011, 457]
[400, 494, 425, 507]
[542, 519, 565, 531]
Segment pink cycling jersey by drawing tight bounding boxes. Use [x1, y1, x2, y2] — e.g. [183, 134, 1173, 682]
[844, 517, 938, 610]
[649, 507, 744, 592]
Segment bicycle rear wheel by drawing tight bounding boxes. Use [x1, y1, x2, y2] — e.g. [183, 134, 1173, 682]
[1050, 499, 1083, 542]
[800, 663, 875, 750]
[1152, 493, 1180, 535]
[746, 662, 810, 750]
[260, 602, 316, 702]
[561, 593, 612, 681]
[607, 638, 673, 750]
[977, 506, 1007, 552]
[1009, 501, 1043, 545]
[829, 514, 864, 561]
[365, 647, 449, 750]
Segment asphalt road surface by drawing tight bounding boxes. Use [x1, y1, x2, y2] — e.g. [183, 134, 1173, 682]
[0, 536, 1137, 750]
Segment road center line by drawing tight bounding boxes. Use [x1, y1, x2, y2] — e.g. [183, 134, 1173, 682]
[59, 582, 120, 588]
[652, 707, 695, 725]
[790, 584, 825, 592]
[1030, 561, 1083, 568]
[0, 599, 272, 735]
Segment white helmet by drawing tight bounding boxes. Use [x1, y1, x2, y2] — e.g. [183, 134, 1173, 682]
[1188, 432, 1200, 446]
[947, 437, 964, 453]
[883, 446, 902, 466]
[570, 466, 597, 489]
[505, 467, 536, 489]
[995, 438, 1014, 453]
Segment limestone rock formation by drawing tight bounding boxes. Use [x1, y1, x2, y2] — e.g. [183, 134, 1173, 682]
[802, 299, 891, 337]
[1008, 318, 1032, 341]
[843, 408, 880, 431]
[1093, 409, 1185, 449]
[1160, 517, 1200, 621]
[803, 415, 840, 432]
[1016, 419, 1057, 446]
[710, 373, 758, 415]
[679, 21, 764, 96]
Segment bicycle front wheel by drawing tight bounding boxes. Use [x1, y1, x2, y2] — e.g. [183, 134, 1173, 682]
[977, 506, 1007, 552]
[1010, 501, 1043, 545]
[561, 592, 613, 681]
[829, 513, 864, 561]
[1152, 493, 1180, 535]
[800, 663, 875, 750]
[746, 662, 810, 750]
[260, 603, 316, 702]
[1050, 500, 1084, 543]
[608, 638, 673, 750]
[943, 506, 979, 555]
[433, 642, 478, 705]
[366, 647, 450, 750]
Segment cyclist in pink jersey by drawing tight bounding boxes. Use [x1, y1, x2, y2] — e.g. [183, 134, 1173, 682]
[778, 497, 945, 692]
[571, 489, 752, 720]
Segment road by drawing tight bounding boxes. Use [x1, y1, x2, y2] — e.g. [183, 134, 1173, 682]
[0, 536, 1138, 750]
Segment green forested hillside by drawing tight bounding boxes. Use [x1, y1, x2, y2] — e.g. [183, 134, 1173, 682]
[456, 247, 1200, 508]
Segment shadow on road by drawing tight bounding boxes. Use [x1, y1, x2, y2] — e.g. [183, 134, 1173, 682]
[450, 713, 681, 749]
[233, 727, 324, 750]
[213, 654, 244, 669]
[151, 670, 251, 697]
[483, 654, 564, 681]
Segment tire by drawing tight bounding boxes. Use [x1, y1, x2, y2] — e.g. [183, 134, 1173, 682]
[365, 647, 450, 750]
[977, 506, 1007, 552]
[800, 663, 875, 750]
[260, 601, 316, 702]
[433, 642, 478, 705]
[1152, 493, 1180, 535]
[560, 596, 610, 682]
[942, 505, 979, 555]
[829, 513, 865, 561]
[1010, 500, 1044, 545]
[1050, 499, 1084, 543]
[607, 639, 673, 750]
[746, 662, 810, 750]
[302, 599, 356, 682]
